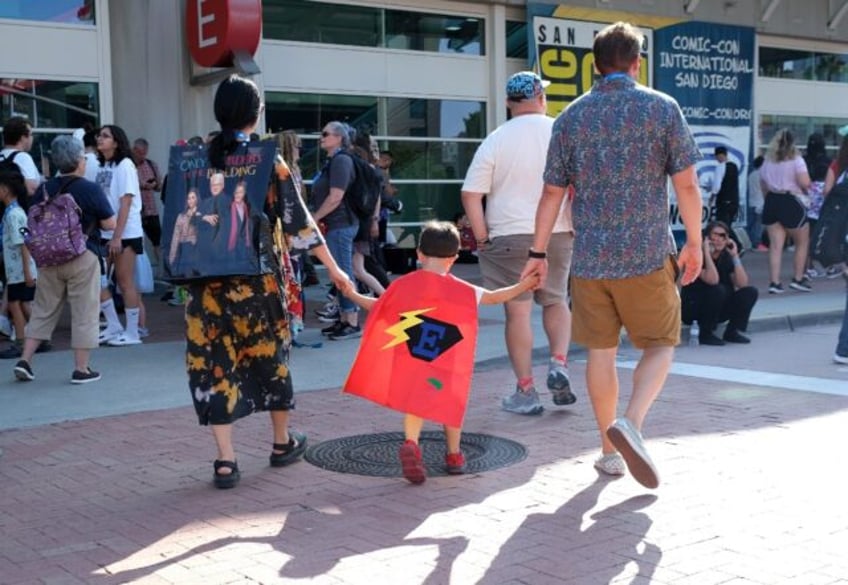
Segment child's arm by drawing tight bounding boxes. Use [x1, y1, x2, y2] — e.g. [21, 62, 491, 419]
[338, 280, 377, 311]
[21, 245, 35, 286]
[480, 271, 540, 305]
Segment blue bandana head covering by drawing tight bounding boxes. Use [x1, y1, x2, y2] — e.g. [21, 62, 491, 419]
[505, 71, 549, 101]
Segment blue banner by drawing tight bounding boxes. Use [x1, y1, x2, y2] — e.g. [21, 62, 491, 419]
[654, 22, 755, 229]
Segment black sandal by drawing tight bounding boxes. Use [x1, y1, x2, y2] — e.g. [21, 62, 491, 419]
[213, 460, 240, 489]
[269, 432, 307, 467]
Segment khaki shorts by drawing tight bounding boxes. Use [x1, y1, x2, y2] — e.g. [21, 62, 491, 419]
[479, 232, 573, 305]
[25, 250, 101, 349]
[571, 255, 681, 349]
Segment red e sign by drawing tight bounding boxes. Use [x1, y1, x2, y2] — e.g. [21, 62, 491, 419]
[186, 0, 261, 68]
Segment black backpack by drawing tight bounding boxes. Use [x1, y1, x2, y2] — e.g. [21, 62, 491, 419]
[810, 171, 848, 267]
[0, 150, 20, 174]
[337, 151, 381, 240]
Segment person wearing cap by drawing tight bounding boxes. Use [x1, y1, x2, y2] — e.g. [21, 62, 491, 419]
[461, 70, 576, 416]
[522, 22, 703, 489]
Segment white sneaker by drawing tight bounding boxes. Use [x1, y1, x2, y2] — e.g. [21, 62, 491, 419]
[98, 327, 123, 344]
[594, 453, 626, 476]
[834, 354, 848, 365]
[138, 327, 150, 338]
[106, 333, 142, 346]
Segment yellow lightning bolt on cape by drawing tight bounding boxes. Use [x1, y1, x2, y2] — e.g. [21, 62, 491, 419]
[382, 308, 434, 349]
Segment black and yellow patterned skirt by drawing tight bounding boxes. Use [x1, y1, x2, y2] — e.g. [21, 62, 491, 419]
[186, 274, 295, 425]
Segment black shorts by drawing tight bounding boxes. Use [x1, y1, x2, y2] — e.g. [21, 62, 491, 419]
[142, 215, 162, 247]
[100, 237, 144, 255]
[7, 282, 36, 302]
[762, 192, 807, 229]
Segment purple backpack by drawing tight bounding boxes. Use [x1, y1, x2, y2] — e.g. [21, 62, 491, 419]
[25, 178, 87, 267]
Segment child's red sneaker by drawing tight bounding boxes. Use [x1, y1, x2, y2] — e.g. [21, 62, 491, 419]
[445, 451, 466, 475]
[399, 440, 426, 484]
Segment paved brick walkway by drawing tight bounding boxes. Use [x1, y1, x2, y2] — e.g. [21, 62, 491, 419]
[2, 353, 848, 584]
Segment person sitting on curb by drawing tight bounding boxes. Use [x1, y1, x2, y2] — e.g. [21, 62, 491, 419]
[682, 220, 759, 345]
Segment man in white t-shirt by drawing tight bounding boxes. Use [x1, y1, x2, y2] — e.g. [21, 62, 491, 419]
[1, 116, 42, 197]
[461, 71, 575, 416]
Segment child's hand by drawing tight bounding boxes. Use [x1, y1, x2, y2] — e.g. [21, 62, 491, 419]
[522, 269, 541, 291]
[335, 275, 356, 298]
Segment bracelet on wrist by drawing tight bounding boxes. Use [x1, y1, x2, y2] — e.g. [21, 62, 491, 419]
[732, 257, 742, 267]
[476, 237, 491, 245]
[528, 248, 547, 259]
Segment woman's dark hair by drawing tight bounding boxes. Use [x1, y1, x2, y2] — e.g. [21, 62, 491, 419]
[96, 124, 133, 165]
[207, 75, 262, 170]
[352, 129, 377, 164]
[804, 133, 831, 182]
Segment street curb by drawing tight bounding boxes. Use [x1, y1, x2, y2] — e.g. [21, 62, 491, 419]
[474, 308, 844, 372]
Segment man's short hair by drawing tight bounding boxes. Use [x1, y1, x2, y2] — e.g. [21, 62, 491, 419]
[714, 146, 728, 157]
[592, 22, 643, 76]
[134, 138, 149, 149]
[418, 221, 460, 258]
[51, 135, 85, 174]
[2, 116, 32, 146]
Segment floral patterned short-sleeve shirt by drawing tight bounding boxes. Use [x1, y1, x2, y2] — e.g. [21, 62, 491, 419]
[544, 75, 701, 279]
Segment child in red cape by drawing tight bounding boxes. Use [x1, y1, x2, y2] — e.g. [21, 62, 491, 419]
[340, 220, 539, 484]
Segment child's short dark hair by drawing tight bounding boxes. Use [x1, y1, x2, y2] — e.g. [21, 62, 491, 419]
[418, 221, 460, 258]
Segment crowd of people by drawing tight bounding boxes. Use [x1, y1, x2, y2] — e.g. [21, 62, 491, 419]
[1, 20, 846, 490]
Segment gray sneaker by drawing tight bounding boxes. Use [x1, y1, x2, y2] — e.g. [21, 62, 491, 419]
[501, 387, 544, 415]
[546, 359, 576, 406]
[606, 417, 660, 489]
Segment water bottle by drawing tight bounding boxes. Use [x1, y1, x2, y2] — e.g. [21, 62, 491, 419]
[689, 321, 700, 346]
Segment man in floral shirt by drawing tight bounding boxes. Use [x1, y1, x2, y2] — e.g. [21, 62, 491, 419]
[523, 22, 703, 489]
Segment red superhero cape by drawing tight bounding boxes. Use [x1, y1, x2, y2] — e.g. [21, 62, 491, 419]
[343, 270, 479, 427]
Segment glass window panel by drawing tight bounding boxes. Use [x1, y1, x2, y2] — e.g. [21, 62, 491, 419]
[386, 98, 485, 139]
[385, 10, 484, 55]
[0, 0, 95, 25]
[1, 79, 99, 130]
[386, 182, 464, 242]
[265, 92, 377, 135]
[759, 47, 848, 83]
[386, 140, 479, 181]
[759, 115, 848, 156]
[263, 0, 379, 46]
[506, 20, 528, 59]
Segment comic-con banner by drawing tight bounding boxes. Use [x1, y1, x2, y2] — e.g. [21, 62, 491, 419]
[654, 22, 755, 230]
[526, 4, 755, 232]
[161, 141, 276, 280]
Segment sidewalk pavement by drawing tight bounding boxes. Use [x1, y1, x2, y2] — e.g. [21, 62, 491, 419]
[0, 247, 844, 430]
[1, 323, 847, 584]
[1, 247, 848, 584]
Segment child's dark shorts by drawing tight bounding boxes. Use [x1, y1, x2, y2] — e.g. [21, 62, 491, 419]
[7, 282, 36, 302]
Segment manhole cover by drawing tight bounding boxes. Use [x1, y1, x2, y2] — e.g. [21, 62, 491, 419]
[305, 431, 527, 477]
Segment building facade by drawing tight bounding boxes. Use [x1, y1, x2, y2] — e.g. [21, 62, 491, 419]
[1, 0, 846, 239]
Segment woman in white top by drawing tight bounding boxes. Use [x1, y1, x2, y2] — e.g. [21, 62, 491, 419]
[95, 124, 145, 345]
[759, 129, 812, 294]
